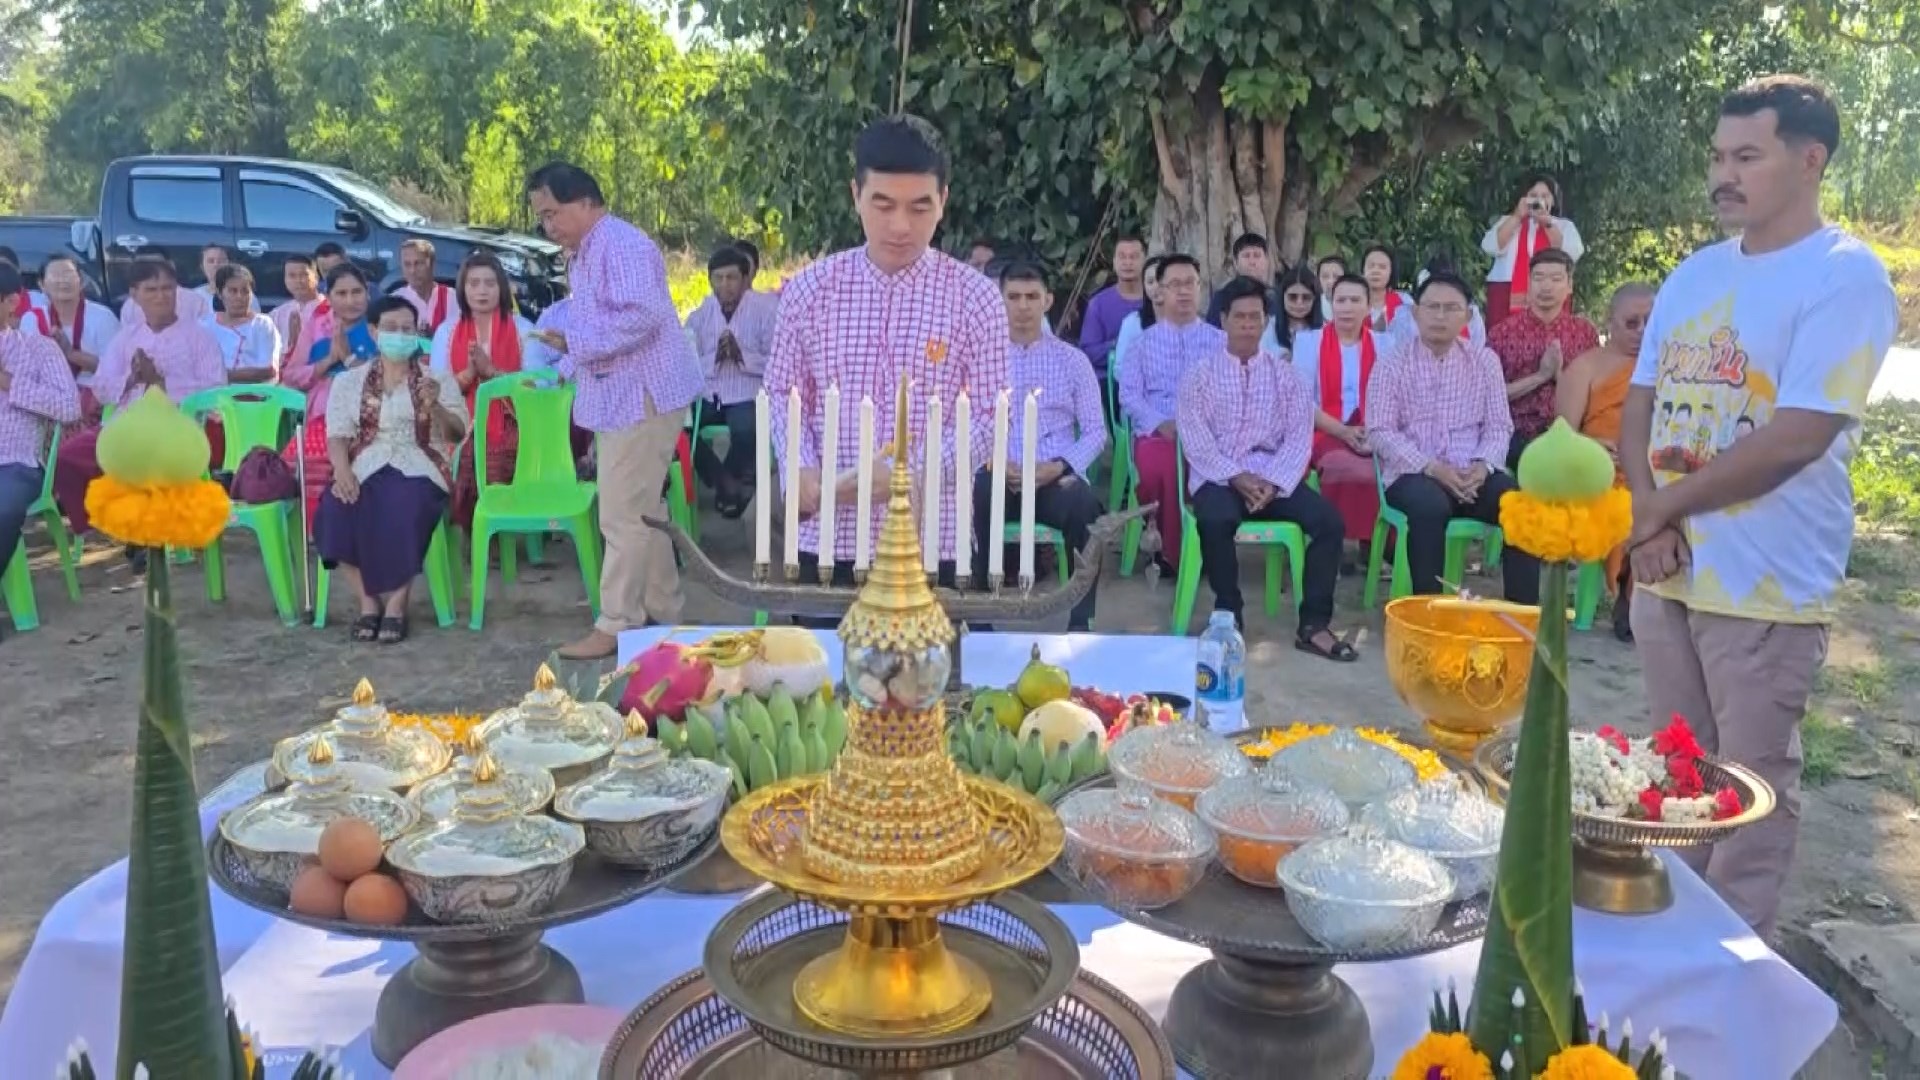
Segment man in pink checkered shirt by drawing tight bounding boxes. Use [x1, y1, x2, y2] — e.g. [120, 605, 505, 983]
[1179, 276, 1354, 658]
[686, 244, 777, 519]
[0, 262, 82, 613]
[1365, 271, 1541, 604]
[766, 115, 1009, 599]
[527, 162, 705, 659]
[970, 262, 1107, 630]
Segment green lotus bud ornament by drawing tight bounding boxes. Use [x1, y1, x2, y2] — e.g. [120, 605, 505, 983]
[96, 388, 211, 486]
[1516, 418, 1615, 502]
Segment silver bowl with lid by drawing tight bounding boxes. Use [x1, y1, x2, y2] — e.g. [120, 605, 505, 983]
[1277, 825, 1455, 951]
[386, 752, 585, 924]
[1360, 775, 1504, 900]
[220, 736, 421, 891]
[552, 723, 732, 869]
[407, 735, 555, 824]
[1270, 729, 1416, 813]
[1055, 781, 1216, 912]
[476, 664, 623, 786]
[1194, 764, 1350, 888]
[273, 678, 452, 792]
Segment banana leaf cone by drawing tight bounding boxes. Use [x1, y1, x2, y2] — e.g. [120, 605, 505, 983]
[1467, 559, 1576, 1059]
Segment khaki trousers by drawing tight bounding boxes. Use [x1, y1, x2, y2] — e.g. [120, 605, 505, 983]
[595, 408, 686, 634]
[1630, 589, 1828, 939]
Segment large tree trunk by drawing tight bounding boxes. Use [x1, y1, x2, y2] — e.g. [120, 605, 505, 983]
[1147, 73, 1298, 277]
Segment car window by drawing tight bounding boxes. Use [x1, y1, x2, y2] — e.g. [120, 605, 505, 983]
[241, 177, 345, 231]
[129, 175, 226, 226]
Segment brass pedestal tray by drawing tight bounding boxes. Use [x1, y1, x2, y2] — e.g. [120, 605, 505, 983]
[206, 828, 716, 1066]
[1475, 731, 1776, 914]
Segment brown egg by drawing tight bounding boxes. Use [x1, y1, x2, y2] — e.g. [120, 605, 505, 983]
[288, 865, 347, 919]
[343, 872, 410, 926]
[318, 817, 385, 882]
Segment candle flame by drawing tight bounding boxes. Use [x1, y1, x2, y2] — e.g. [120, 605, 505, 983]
[532, 663, 557, 692]
[351, 678, 375, 706]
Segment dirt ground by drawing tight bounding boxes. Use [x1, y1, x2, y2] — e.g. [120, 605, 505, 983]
[0, 504, 1913, 1074]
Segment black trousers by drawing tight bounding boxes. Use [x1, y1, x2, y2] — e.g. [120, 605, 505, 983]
[1384, 470, 1540, 604]
[970, 469, 1103, 629]
[692, 398, 757, 492]
[1506, 429, 1541, 472]
[1190, 481, 1343, 631]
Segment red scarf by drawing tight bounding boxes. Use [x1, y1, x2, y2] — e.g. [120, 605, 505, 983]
[1382, 292, 1402, 326]
[1318, 324, 1376, 425]
[1510, 219, 1541, 314]
[421, 285, 451, 332]
[449, 311, 523, 444]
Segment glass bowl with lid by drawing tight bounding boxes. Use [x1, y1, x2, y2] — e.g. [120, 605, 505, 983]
[1271, 728, 1416, 813]
[385, 752, 585, 924]
[1359, 775, 1504, 900]
[476, 664, 624, 786]
[1107, 719, 1250, 811]
[552, 718, 733, 869]
[273, 678, 452, 792]
[1055, 781, 1216, 911]
[407, 733, 556, 824]
[1194, 764, 1350, 888]
[1277, 825, 1455, 951]
[220, 736, 421, 891]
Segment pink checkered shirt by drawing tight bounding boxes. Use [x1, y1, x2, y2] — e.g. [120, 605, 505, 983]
[1118, 318, 1225, 434]
[1006, 332, 1107, 478]
[765, 246, 1010, 562]
[1177, 346, 1314, 495]
[0, 329, 82, 469]
[687, 289, 778, 406]
[557, 214, 704, 431]
[1365, 333, 1514, 485]
[92, 318, 229, 410]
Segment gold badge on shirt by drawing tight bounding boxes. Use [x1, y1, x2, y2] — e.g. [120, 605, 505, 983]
[925, 339, 949, 364]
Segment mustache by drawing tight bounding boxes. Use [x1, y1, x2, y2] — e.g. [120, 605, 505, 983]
[1711, 186, 1745, 203]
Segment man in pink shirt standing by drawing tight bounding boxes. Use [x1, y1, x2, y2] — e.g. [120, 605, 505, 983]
[393, 238, 455, 334]
[527, 163, 704, 660]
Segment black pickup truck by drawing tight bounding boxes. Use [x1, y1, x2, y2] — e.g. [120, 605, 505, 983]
[0, 155, 566, 312]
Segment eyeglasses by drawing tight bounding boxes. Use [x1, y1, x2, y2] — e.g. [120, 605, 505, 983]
[1419, 302, 1468, 316]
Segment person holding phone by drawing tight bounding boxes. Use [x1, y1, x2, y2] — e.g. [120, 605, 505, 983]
[1481, 173, 1585, 326]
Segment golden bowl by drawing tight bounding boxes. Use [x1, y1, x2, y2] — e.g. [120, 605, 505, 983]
[1383, 596, 1540, 755]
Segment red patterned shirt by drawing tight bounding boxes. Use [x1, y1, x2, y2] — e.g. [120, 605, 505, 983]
[1365, 335, 1514, 485]
[1006, 332, 1108, 478]
[1177, 346, 1314, 495]
[556, 214, 704, 431]
[1487, 308, 1600, 439]
[0, 328, 82, 469]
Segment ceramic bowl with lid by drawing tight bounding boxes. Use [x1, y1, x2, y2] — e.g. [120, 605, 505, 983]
[1107, 719, 1250, 811]
[407, 735, 556, 824]
[552, 724, 732, 869]
[386, 753, 585, 924]
[273, 678, 452, 792]
[1055, 781, 1216, 911]
[477, 665, 624, 786]
[1277, 825, 1455, 951]
[1194, 764, 1351, 888]
[220, 736, 421, 891]
[1271, 729, 1416, 813]
[1360, 776, 1504, 900]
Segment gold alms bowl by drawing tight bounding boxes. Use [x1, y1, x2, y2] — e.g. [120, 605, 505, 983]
[1383, 596, 1540, 755]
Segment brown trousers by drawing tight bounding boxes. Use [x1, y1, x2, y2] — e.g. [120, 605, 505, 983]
[1630, 589, 1828, 939]
[594, 407, 686, 634]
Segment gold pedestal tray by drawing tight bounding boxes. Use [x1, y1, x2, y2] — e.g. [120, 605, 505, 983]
[1383, 595, 1540, 754]
[1474, 731, 1777, 914]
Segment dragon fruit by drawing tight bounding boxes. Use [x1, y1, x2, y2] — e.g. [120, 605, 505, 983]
[613, 642, 715, 726]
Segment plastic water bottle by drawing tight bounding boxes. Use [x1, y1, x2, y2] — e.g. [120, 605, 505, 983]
[1195, 611, 1246, 735]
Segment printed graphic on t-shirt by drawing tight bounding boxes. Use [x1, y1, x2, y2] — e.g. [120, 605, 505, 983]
[1647, 299, 1773, 476]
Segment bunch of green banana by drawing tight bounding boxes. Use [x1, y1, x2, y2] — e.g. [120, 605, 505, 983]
[948, 715, 1104, 803]
[655, 686, 848, 800]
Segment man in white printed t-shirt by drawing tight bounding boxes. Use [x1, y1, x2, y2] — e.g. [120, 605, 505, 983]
[1621, 75, 1896, 939]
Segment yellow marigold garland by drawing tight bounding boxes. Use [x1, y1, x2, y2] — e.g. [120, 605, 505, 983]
[1536, 1044, 1638, 1080]
[1496, 487, 1631, 564]
[389, 712, 487, 746]
[84, 475, 231, 550]
[1390, 1032, 1494, 1080]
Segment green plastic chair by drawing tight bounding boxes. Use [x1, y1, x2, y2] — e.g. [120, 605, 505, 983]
[998, 523, 1069, 584]
[314, 521, 456, 628]
[1, 540, 37, 631]
[1363, 456, 1505, 608]
[26, 422, 80, 602]
[1104, 358, 1132, 539]
[468, 372, 602, 629]
[181, 386, 308, 625]
[1573, 559, 1605, 631]
[1170, 438, 1307, 635]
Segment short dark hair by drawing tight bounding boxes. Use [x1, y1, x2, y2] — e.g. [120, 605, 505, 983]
[42, 254, 85, 278]
[213, 264, 253, 292]
[367, 294, 418, 327]
[285, 253, 315, 269]
[314, 242, 347, 260]
[1361, 244, 1397, 283]
[854, 114, 950, 188]
[1231, 233, 1269, 258]
[1157, 253, 1202, 279]
[707, 245, 752, 278]
[0, 261, 22, 298]
[1413, 270, 1475, 307]
[324, 263, 368, 295]
[730, 238, 761, 274]
[0, 246, 18, 268]
[1316, 255, 1346, 274]
[1113, 235, 1145, 253]
[202, 242, 229, 258]
[999, 260, 1048, 289]
[133, 245, 172, 264]
[1528, 248, 1577, 275]
[1722, 75, 1841, 160]
[1217, 274, 1272, 317]
[1330, 273, 1371, 300]
[525, 162, 606, 206]
[1422, 250, 1460, 279]
[128, 259, 177, 289]
[969, 238, 995, 254]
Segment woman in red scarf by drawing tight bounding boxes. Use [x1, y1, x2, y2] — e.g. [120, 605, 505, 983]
[427, 253, 538, 528]
[1480, 173, 1585, 326]
[1295, 275, 1381, 546]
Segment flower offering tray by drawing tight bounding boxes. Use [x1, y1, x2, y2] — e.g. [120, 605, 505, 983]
[207, 828, 717, 1067]
[1474, 731, 1775, 914]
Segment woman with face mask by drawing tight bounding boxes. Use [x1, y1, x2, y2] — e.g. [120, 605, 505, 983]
[281, 264, 380, 523]
[315, 295, 467, 643]
[429, 252, 542, 529]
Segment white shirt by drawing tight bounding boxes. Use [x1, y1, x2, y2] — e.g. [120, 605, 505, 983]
[1632, 225, 1894, 623]
[193, 283, 262, 313]
[1479, 216, 1586, 283]
[325, 361, 469, 490]
[201, 313, 282, 375]
[29, 299, 120, 387]
[1114, 311, 1144, 374]
[1289, 327, 1364, 421]
[426, 313, 542, 379]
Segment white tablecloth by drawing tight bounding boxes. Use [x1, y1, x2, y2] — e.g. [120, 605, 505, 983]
[0, 631, 1836, 1079]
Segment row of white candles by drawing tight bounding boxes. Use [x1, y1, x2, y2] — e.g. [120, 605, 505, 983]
[753, 386, 1043, 588]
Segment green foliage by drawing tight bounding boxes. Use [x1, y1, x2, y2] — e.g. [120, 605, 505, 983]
[0, 0, 53, 212]
[1854, 398, 1920, 533]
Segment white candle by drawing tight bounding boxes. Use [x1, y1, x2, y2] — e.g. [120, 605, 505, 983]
[953, 390, 971, 588]
[855, 396, 875, 574]
[754, 389, 771, 570]
[988, 390, 1010, 584]
[922, 393, 942, 575]
[818, 383, 840, 582]
[1019, 389, 1039, 587]
[784, 387, 801, 575]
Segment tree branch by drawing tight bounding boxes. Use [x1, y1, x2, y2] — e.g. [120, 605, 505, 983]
[1150, 107, 1187, 207]
[1230, 114, 1265, 243]
[1259, 117, 1287, 242]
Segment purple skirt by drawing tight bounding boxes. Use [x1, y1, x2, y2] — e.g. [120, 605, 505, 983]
[314, 467, 447, 596]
